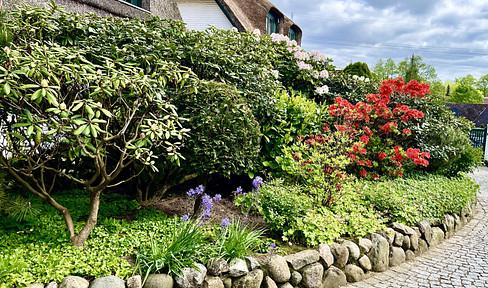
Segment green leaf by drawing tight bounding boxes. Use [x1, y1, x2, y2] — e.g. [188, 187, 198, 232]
[3, 83, 11, 95]
[72, 102, 84, 112]
[85, 105, 94, 119]
[31, 89, 43, 101]
[73, 125, 87, 136]
[100, 109, 112, 118]
[26, 125, 34, 136]
[24, 109, 33, 122]
[20, 84, 40, 89]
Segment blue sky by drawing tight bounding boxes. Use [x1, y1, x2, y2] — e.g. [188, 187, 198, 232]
[271, 0, 488, 82]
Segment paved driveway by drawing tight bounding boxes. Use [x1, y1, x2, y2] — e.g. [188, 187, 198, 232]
[345, 167, 488, 288]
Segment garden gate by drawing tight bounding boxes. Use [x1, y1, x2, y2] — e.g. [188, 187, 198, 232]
[469, 126, 487, 158]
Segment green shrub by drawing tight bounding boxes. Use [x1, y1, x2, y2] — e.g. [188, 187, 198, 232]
[343, 62, 373, 79]
[260, 90, 326, 174]
[241, 179, 384, 246]
[174, 80, 261, 177]
[363, 174, 479, 225]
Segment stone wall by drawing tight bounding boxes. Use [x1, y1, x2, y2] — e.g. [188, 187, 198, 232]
[25, 200, 476, 288]
[3, 0, 182, 20]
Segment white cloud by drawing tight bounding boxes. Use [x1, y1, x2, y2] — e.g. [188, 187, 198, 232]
[271, 0, 488, 81]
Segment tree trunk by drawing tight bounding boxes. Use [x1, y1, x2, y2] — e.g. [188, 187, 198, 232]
[70, 190, 101, 246]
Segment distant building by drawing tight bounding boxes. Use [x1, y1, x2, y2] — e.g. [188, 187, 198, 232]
[5, 0, 301, 44]
[446, 103, 488, 127]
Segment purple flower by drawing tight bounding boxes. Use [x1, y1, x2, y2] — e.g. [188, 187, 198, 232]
[202, 194, 213, 210]
[181, 214, 189, 221]
[252, 176, 263, 189]
[221, 218, 230, 226]
[186, 189, 196, 197]
[213, 194, 222, 202]
[196, 185, 205, 195]
[270, 243, 276, 249]
[236, 186, 243, 195]
[201, 209, 211, 219]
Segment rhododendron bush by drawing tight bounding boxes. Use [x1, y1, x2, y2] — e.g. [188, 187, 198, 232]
[327, 77, 432, 178]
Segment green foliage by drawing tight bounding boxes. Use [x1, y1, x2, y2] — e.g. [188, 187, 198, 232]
[323, 72, 379, 104]
[241, 179, 384, 246]
[260, 90, 326, 174]
[213, 219, 264, 261]
[174, 80, 261, 177]
[363, 174, 479, 225]
[135, 218, 208, 278]
[277, 131, 353, 205]
[343, 62, 373, 79]
[450, 84, 484, 104]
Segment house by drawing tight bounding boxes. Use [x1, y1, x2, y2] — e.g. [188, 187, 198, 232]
[4, 0, 301, 44]
[446, 103, 488, 127]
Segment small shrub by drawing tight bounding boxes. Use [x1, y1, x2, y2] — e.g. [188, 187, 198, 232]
[363, 174, 479, 225]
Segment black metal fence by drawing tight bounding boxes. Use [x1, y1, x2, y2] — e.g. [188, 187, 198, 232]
[469, 127, 487, 157]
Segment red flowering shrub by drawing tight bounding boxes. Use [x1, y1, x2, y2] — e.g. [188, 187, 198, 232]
[326, 78, 431, 179]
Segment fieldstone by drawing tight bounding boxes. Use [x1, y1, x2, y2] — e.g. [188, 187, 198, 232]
[393, 231, 404, 247]
[262, 255, 291, 283]
[418, 239, 429, 254]
[418, 220, 432, 245]
[412, 227, 421, 238]
[409, 233, 419, 251]
[430, 227, 445, 247]
[290, 271, 302, 286]
[207, 258, 229, 276]
[278, 283, 293, 288]
[330, 243, 348, 268]
[453, 214, 462, 231]
[228, 258, 249, 277]
[46, 282, 58, 288]
[126, 275, 142, 288]
[284, 249, 320, 270]
[144, 274, 174, 288]
[203, 276, 224, 288]
[175, 263, 207, 288]
[59, 276, 89, 288]
[245, 256, 261, 271]
[317, 244, 334, 268]
[343, 240, 360, 261]
[405, 250, 416, 261]
[321, 266, 347, 288]
[367, 233, 389, 272]
[27, 284, 44, 288]
[231, 269, 263, 288]
[443, 214, 455, 238]
[89, 276, 124, 288]
[299, 262, 324, 288]
[384, 228, 396, 245]
[389, 247, 406, 267]
[358, 255, 372, 271]
[402, 235, 411, 250]
[344, 264, 365, 283]
[357, 238, 372, 254]
[262, 276, 278, 288]
[391, 222, 415, 235]
[222, 276, 232, 288]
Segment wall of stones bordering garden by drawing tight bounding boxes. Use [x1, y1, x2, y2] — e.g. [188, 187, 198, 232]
[25, 200, 476, 288]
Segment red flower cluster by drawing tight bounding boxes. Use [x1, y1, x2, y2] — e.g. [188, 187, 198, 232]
[325, 78, 431, 179]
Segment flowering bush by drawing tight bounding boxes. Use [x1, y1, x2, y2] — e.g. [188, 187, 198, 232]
[327, 78, 432, 178]
[277, 131, 353, 205]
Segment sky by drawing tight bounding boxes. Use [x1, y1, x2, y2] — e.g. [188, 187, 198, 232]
[271, 0, 488, 82]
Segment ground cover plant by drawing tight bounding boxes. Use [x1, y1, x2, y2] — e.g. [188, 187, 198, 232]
[0, 4, 482, 287]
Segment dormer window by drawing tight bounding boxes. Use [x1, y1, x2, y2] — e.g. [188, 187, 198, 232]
[124, 0, 142, 8]
[289, 27, 296, 41]
[266, 12, 278, 34]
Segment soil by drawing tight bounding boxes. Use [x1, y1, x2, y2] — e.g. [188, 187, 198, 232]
[141, 175, 268, 230]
